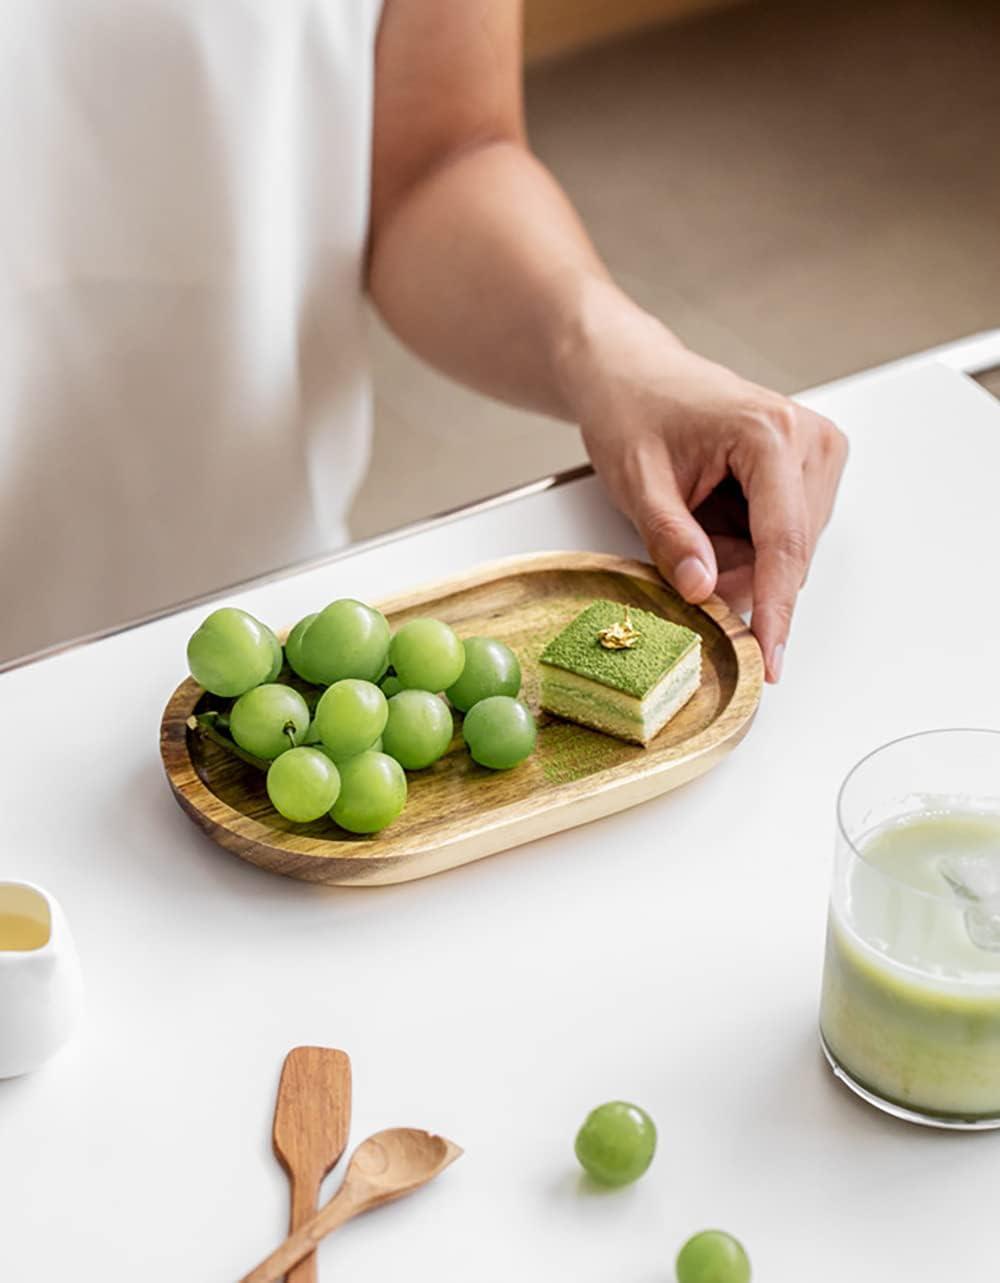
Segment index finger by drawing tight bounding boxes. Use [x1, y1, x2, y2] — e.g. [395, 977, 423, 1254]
[739, 448, 810, 682]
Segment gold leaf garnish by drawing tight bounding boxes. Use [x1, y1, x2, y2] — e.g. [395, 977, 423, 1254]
[598, 606, 641, 650]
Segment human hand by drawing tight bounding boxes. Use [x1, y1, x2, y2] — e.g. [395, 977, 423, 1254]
[561, 299, 848, 682]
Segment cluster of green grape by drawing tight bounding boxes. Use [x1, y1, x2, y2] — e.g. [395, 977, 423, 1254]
[575, 1102, 751, 1283]
[186, 599, 537, 834]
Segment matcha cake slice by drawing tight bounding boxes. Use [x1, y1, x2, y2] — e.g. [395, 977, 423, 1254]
[539, 600, 701, 745]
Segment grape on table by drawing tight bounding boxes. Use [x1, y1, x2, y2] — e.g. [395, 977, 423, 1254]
[573, 1100, 657, 1187]
[675, 1230, 752, 1283]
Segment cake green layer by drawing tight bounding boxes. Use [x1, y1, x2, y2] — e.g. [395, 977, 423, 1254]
[539, 600, 699, 697]
[541, 674, 649, 730]
[541, 649, 702, 745]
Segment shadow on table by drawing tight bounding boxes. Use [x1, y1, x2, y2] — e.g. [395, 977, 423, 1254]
[116, 743, 720, 941]
[747, 1022, 988, 1149]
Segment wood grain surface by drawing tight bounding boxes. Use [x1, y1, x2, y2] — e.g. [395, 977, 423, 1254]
[272, 1048, 352, 1283]
[159, 552, 763, 885]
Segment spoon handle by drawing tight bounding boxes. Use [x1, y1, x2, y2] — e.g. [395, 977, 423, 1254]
[286, 1176, 321, 1283]
[239, 1188, 362, 1283]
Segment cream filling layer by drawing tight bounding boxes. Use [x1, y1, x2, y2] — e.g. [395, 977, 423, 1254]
[541, 646, 702, 741]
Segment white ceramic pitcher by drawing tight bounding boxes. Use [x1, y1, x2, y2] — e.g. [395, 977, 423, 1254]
[0, 882, 83, 1078]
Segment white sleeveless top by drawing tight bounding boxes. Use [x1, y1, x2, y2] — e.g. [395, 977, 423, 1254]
[0, 0, 384, 663]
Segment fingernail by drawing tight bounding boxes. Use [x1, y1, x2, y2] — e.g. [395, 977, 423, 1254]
[674, 556, 712, 600]
[770, 643, 785, 682]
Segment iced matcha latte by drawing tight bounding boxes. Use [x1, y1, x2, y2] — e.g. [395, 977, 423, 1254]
[820, 732, 1000, 1128]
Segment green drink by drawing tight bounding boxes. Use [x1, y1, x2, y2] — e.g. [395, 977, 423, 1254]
[820, 731, 1000, 1128]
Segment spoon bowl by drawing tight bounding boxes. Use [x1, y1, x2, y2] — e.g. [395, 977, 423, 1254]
[240, 1127, 463, 1283]
[342, 1127, 463, 1207]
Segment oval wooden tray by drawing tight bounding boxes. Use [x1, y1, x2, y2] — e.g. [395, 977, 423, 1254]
[160, 552, 763, 885]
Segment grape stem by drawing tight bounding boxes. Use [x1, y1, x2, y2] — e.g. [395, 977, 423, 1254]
[282, 722, 298, 750]
[187, 712, 270, 772]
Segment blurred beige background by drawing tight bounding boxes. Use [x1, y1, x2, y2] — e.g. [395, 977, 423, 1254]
[351, 0, 1000, 539]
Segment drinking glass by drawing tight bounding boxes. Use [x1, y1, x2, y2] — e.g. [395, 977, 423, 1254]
[820, 729, 1000, 1128]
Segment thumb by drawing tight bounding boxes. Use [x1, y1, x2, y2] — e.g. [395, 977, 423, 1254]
[634, 464, 718, 603]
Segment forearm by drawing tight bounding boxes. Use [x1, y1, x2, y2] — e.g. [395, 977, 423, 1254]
[367, 0, 845, 679]
[367, 139, 678, 421]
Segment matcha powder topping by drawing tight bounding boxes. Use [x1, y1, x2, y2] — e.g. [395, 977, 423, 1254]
[540, 599, 699, 698]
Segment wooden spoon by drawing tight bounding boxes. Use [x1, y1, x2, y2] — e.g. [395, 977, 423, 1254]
[272, 1048, 352, 1283]
[240, 1128, 463, 1283]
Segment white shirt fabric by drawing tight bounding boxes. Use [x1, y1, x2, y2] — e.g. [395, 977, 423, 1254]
[0, 0, 384, 664]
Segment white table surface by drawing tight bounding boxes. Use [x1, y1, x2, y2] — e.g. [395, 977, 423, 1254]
[3, 333, 1000, 1282]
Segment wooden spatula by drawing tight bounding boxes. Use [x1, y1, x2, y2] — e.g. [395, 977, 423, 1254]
[272, 1047, 352, 1283]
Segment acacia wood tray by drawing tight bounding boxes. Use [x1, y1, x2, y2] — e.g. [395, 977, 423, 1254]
[160, 552, 763, 885]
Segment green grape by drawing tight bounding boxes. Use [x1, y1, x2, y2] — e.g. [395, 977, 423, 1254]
[299, 599, 390, 685]
[229, 684, 311, 760]
[303, 717, 322, 745]
[266, 747, 341, 822]
[574, 1101, 657, 1187]
[389, 618, 465, 692]
[676, 1231, 752, 1283]
[462, 696, 536, 770]
[382, 691, 453, 770]
[285, 613, 321, 682]
[380, 674, 403, 698]
[314, 735, 383, 763]
[264, 626, 283, 682]
[314, 679, 388, 760]
[331, 751, 407, 834]
[187, 607, 276, 697]
[445, 636, 521, 711]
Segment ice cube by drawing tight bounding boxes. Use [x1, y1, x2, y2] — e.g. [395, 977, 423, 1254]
[940, 854, 1000, 951]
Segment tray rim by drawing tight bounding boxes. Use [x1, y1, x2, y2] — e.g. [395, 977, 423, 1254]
[159, 550, 764, 884]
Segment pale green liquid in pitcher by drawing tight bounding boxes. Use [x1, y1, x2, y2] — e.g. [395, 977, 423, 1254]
[821, 809, 1000, 1120]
